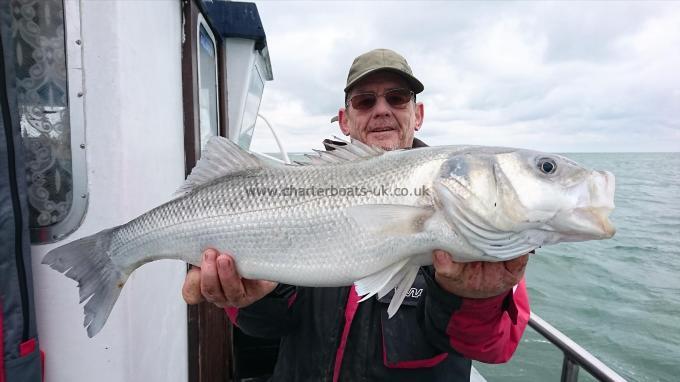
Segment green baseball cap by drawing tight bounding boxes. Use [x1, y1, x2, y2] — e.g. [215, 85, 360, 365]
[344, 48, 424, 94]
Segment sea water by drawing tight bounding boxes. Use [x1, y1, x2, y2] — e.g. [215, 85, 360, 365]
[475, 153, 680, 382]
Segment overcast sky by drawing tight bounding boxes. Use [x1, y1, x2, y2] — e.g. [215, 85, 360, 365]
[249, 1, 680, 153]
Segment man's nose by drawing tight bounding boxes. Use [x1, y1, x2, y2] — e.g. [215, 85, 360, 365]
[372, 95, 392, 116]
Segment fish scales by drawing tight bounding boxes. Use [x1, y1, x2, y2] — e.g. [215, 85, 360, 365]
[111, 149, 446, 286]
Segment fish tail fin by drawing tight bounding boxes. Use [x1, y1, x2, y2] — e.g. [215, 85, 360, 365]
[42, 228, 127, 337]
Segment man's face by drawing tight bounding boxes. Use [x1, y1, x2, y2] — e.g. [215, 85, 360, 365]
[339, 72, 424, 150]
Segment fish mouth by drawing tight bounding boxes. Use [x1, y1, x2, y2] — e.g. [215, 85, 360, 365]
[549, 207, 615, 241]
[550, 169, 616, 240]
[572, 207, 616, 239]
[585, 170, 616, 238]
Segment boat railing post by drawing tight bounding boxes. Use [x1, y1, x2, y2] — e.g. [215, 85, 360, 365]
[528, 312, 628, 382]
[257, 113, 292, 164]
[561, 355, 580, 382]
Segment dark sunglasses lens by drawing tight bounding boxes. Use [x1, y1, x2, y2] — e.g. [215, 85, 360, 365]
[351, 94, 377, 110]
[385, 90, 412, 107]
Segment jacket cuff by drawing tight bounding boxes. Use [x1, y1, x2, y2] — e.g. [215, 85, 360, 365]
[224, 284, 296, 327]
[457, 289, 516, 323]
[445, 279, 530, 363]
[423, 267, 518, 323]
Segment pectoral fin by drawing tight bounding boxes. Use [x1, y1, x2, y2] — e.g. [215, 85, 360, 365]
[346, 204, 434, 236]
[355, 259, 409, 302]
[387, 264, 420, 318]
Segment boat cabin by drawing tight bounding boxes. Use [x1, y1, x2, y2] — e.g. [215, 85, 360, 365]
[2, 0, 276, 380]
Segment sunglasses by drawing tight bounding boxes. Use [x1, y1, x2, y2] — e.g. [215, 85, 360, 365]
[346, 88, 414, 111]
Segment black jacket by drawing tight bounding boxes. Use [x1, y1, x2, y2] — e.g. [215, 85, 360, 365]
[234, 268, 476, 382]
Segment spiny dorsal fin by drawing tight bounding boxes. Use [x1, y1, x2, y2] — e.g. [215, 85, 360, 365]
[175, 136, 263, 196]
[305, 136, 385, 165]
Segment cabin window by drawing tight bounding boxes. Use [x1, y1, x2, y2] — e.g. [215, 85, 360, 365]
[12, 0, 86, 243]
[197, 17, 219, 149]
[237, 65, 264, 148]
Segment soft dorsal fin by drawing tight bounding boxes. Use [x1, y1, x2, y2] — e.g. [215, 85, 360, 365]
[305, 136, 386, 165]
[175, 136, 263, 196]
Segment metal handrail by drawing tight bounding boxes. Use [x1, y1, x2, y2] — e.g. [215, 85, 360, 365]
[256, 113, 292, 164]
[528, 313, 627, 382]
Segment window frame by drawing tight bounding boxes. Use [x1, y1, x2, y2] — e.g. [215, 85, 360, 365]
[28, 0, 88, 244]
[181, 2, 232, 381]
[236, 64, 265, 149]
[196, 13, 220, 149]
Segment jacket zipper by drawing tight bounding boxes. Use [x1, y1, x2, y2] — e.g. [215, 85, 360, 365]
[0, 34, 30, 342]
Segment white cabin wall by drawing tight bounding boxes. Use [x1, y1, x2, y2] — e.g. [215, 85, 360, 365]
[31, 1, 188, 381]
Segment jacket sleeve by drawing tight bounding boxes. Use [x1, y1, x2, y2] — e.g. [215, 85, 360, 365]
[225, 283, 299, 339]
[419, 268, 530, 363]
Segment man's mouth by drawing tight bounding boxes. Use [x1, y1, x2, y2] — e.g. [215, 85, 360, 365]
[369, 126, 396, 133]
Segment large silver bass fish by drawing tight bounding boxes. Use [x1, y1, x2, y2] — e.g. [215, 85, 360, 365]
[43, 137, 616, 337]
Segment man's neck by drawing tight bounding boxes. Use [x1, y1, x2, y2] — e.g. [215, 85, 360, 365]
[322, 137, 428, 151]
[412, 137, 428, 148]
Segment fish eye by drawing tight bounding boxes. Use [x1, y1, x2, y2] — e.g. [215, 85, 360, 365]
[537, 158, 557, 174]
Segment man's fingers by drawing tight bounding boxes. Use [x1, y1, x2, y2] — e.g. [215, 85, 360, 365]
[500, 254, 529, 288]
[216, 254, 247, 306]
[504, 254, 529, 276]
[182, 267, 204, 305]
[200, 248, 228, 306]
[433, 250, 451, 267]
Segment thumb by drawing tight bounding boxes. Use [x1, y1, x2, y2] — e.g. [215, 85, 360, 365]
[433, 250, 463, 279]
[182, 267, 205, 305]
[504, 254, 529, 275]
[433, 250, 450, 267]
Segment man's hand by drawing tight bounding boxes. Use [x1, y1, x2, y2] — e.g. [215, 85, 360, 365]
[433, 250, 530, 299]
[182, 248, 278, 308]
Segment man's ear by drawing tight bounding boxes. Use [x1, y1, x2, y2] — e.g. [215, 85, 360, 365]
[338, 108, 350, 136]
[414, 102, 424, 132]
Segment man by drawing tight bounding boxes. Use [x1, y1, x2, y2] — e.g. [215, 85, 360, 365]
[183, 48, 531, 381]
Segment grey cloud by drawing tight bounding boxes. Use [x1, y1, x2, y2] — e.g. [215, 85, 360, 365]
[252, 1, 680, 153]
